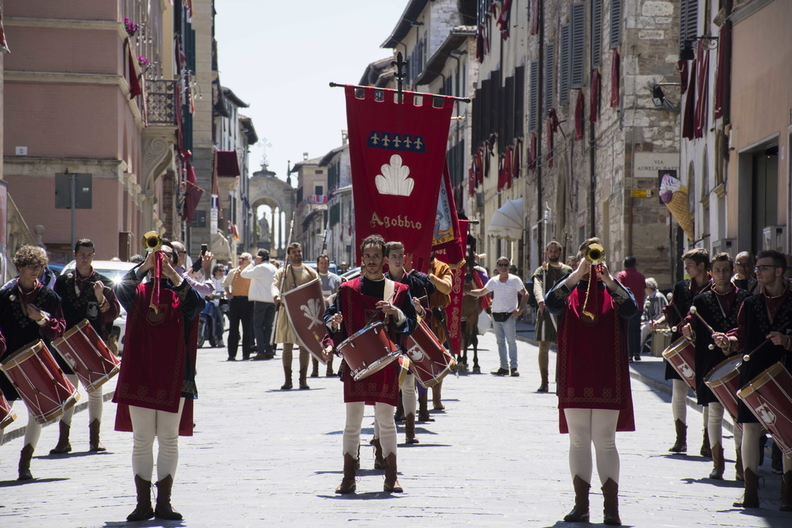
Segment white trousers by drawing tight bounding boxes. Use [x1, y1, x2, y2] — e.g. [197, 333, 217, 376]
[706, 402, 724, 446]
[671, 380, 688, 422]
[400, 372, 417, 416]
[343, 402, 397, 458]
[0, 401, 42, 449]
[60, 374, 103, 425]
[564, 408, 620, 486]
[129, 398, 185, 482]
[742, 422, 792, 474]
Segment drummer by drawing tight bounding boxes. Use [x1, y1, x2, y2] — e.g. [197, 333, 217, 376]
[324, 234, 418, 494]
[679, 253, 749, 480]
[50, 239, 121, 454]
[384, 241, 436, 446]
[0, 245, 66, 480]
[722, 249, 792, 511]
[651, 248, 712, 456]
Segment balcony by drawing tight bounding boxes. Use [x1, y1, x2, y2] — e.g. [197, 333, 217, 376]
[145, 79, 177, 127]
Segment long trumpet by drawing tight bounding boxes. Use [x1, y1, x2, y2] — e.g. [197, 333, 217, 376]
[142, 231, 163, 252]
[584, 243, 605, 265]
[581, 244, 605, 324]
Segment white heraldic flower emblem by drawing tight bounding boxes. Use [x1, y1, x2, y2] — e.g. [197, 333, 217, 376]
[375, 154, 414, 196]
[301, 298, 323, 330]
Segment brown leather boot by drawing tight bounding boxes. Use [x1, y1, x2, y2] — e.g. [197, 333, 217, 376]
[325, 357, 335, 377]
[563, 475, 590, 522]
[418, 392, 434, 422]
[537, 367, 549, 392]
[383, 453, 403, 492]
[432, 381, 444, 410]
[154, 474, 182, 520]
[735, 448, 744, 481]
[780, 470, 792, 512]
[371, 437, 386, 469]
[18, 444, 34, 480]
[281, 367, 292, 390]
[733, 467, 760, 508]
[602, 478, 621, 525]
[700, 429, 712, 458]
[50, 420, 72, 454]
[310, 357, 320, 378]
[668, 419, 687, 453]
[709, 443, 724, 480]
[405, 413, 419, 444]
[89, 419, 106, 452]
[335, 453, 357, 494]
[299, 366, 310, 390]
[126, 475, 154, 521]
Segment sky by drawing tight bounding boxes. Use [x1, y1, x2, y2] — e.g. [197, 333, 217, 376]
[214, 0, 409, 183]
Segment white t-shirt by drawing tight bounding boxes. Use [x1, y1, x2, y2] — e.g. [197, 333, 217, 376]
[485, 274, 525, 313]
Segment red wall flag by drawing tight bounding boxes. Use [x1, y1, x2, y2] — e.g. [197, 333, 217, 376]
[344, 86, 454, 272]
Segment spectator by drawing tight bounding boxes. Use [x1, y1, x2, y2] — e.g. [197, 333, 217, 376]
[616, 257, 646, 361]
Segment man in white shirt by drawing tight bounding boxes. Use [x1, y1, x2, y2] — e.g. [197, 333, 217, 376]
[241, 249, 278, 360]
[466, 256, 529, 376]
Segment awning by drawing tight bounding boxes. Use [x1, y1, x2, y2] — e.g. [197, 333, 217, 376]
[487, 197, 524, 240]
[216, 150, 241, 177]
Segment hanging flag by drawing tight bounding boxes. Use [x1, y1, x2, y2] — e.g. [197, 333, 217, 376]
[434, 220, 469, 357]
[432, 162, 465, 270]
[344, 85, 454, 273]
[610, 49, 620, 108]
[0, 8, 11, 53]
[181, 151, 204, 223]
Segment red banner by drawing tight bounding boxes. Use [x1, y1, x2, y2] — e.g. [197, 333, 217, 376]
[345, 86, 454, 272]
[434, 220, 468, 357]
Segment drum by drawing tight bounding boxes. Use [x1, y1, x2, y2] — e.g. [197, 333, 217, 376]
[651, 330, 672, 357]
[737, 362, 792, 456]
[337, 322, 400, 381]
[52, 319, 120, 393]
[704, 356, 742, 423]
[0, 340, 80, 424]
[662, 337, 697, 392]
[0, 389, 17, 429]
[402, 320, 456, 388]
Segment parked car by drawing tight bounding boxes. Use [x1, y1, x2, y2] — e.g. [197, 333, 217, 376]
[61, 259, 136, 354]
[302, 261, 339, 275]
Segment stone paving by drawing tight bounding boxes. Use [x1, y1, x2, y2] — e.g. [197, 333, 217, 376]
[0, 330, 789, 527]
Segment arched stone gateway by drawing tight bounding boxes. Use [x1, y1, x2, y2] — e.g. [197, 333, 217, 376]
[248, 172, 296, 259]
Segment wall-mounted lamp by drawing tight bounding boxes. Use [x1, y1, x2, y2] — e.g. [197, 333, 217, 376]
[649, 83, 680, 111]
[651, 86, 665, 107]
[679, 35, 719, 61]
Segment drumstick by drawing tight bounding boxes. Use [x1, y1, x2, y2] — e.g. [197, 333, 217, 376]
[742, 322, 791, 363]
[666, 293, 682, 333]
[688, 306, 716, 350]
[364, 290, 398, 327]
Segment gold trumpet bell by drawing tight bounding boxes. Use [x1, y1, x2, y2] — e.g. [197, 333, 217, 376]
[142, 231, 163, 252]
[584, 243, 605, 265]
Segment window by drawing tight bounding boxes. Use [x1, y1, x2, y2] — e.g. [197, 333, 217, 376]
[314, 185, 323, 196]
[571, 3, 585, 89]
[609, 0, 622, 49]
[591, 0, 603, 67]
[679, 0, 699, 50]
[544, 44, 555, 115]
[559, 24, 571, 106]
[529, 60, 539, 132]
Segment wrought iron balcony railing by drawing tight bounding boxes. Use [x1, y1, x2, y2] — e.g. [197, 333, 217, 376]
[146, 79, 177, 127]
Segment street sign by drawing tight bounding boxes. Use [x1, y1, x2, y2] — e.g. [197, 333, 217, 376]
[55, 173, 92, 209]
[631, 189, 656, 198]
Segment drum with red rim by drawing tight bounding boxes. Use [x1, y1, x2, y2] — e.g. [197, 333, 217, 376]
[0, 389, 17, 429]
[662, 337, 696, 392]
[402, 320, 456, 388]
[704, 356, 742, 424]
[52, 319, 120, 393]
[338, 322, 400, 381]
[737, 362, 792, 456]
[0, 340, 80, 424]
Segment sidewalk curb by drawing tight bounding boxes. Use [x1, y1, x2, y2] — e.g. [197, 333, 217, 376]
[0, 391, 115, 446]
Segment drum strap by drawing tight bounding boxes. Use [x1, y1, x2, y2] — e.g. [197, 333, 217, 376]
[383, 279, 395, 304]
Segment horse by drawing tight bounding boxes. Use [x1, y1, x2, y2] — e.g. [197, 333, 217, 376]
[459, 271, 484, 374]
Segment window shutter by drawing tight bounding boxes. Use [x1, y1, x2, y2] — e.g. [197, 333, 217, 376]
[559, 24, 571, 106]
[609, 0, 622, 49]
[679, 0, 699, 49]
[544, 43, 555, 114]
[529, 60, 539, 132]
[571, 2, 585, 89]
[591, 0, 603, 67]
[515, 65, 525, 138]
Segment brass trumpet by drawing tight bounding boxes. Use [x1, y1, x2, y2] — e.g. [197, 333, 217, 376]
[584, 243, 605, 265]
[142, 231, 163, 252]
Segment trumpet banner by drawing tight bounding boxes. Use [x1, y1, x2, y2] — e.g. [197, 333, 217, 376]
[344, 86, 454, 272]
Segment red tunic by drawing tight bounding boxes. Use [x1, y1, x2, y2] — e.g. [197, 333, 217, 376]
[113, 282, 195, 436]
[338, 277, 409, 406]
[556, 283, 635, 434]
